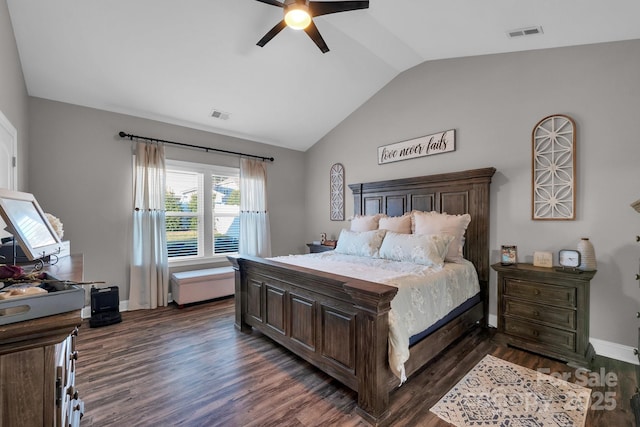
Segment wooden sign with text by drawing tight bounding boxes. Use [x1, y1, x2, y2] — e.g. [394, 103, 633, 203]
[378, 129, 455, 165]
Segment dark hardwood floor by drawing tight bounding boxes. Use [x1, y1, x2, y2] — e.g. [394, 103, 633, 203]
[76, 298, 636, 426]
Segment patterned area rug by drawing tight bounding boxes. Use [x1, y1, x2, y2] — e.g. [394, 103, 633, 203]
[430, 354, 590, 426]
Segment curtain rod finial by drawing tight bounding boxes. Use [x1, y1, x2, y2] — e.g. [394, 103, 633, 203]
[118, 131, 127, 138]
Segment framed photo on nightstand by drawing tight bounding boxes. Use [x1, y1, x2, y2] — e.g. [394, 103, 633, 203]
[533, 251, 554, 268]
[501, 245, 517, 266]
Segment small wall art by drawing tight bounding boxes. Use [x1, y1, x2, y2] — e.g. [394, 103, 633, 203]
[532, 114, 576, 220]
[330, 163, 344, 221]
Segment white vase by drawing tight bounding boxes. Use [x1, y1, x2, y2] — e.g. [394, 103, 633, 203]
[577, 238, 597, 271]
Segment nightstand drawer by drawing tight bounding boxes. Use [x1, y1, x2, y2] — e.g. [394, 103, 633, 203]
[504, 317, 576, 352]
[504, 298, 576, 330]
[306, 243, 335, 253]
[504, 278, 576, 308]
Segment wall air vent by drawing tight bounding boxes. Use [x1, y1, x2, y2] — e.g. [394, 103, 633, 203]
[210, 109, 230, 120]
[507, 26, 543, 38]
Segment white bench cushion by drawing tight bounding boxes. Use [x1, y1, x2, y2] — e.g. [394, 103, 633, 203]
[170, 266, 235, 305]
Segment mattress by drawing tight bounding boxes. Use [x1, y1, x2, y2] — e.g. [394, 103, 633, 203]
[270, 251, 480, 383]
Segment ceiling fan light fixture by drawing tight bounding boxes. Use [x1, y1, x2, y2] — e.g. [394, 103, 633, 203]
[284, 4, 311, 30]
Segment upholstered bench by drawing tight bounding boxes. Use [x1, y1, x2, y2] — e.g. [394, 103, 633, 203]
[170, 266, 235, 308]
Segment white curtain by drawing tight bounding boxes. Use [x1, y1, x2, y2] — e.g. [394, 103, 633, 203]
[129, 142, 169, 310]
[239, 158, 272, 257]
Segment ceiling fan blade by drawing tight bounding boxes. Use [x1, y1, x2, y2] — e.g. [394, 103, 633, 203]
[254, 0, 284, 7]
[308, 1, 369, 17]
[257, 20, 287, 47]
[304, 20, 329, 53]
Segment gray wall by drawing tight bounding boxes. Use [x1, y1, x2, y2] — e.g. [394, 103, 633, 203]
[5, 0, 639, 355]
[0, 0, 28, 190]
[305, 40, 640, 349]
[28, 98, 307, 300]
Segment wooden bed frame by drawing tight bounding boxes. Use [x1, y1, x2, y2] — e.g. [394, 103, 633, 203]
[228, 167, 495, 425]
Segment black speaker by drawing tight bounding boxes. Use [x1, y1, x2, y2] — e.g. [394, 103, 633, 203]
[89, 286, 122, 328]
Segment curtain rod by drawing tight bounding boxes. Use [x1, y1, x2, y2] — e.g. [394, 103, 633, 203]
[118, 131, 275, 162]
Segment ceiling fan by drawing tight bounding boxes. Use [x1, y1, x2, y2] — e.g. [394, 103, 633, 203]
[255, 0, 369, 53]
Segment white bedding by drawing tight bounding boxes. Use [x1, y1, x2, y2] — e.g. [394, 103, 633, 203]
[269, 251, 480, 383]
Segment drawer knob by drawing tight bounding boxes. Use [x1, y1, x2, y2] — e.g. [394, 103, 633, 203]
[636, 274, 640, 281]
[532, 330, 539, 337]
[534, 289, 540, 295]
[637, 312, 640, 319]
[635, 348, 639, 356]
[636, 236, 640, 242]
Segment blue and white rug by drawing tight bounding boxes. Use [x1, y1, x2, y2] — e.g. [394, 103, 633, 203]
[430, 354, 590, 426]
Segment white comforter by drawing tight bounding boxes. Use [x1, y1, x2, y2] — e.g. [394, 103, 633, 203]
[269, 251, 480, 383]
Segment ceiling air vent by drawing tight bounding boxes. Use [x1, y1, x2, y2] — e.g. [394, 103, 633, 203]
[210, 109, 230, 120]
[507, 26, 543, 38]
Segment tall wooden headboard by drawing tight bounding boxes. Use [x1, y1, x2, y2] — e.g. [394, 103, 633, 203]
[348, 167, 496, 305]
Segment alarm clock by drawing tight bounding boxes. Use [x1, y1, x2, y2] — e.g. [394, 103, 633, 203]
[558, 249, 581, 268]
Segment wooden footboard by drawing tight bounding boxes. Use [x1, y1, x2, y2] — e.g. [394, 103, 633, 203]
[228, 255, 398, 423]
[228, 255, 485, 424]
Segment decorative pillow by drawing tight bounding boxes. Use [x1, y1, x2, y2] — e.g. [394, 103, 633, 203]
[378, 213, 412, 234]
[350, 214, 383, 232]
[335, 229, 387, 257]
[412, 211, 471, 262]
[378, 232, 454, 267]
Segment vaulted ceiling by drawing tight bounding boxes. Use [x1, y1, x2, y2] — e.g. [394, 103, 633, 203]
[7, 0, 640, 151]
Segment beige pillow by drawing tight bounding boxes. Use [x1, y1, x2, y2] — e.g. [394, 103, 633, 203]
[378, 213, 412, 234]
[412, 211, 471, 262]
[350, 214, 383, 232]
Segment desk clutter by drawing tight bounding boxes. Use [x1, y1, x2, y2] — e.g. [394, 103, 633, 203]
[0, 264, 85, 325]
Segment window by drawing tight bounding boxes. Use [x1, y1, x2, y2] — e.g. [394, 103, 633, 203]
[165, 160, 240, 261]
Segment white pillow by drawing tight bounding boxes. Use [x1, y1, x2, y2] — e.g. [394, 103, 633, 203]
[335, 229, 387, 257]
[378, 232, 454, 268]
[412, 211, 471, 262]
[378, 213, 412, 234]
[350, 214, 383, 232]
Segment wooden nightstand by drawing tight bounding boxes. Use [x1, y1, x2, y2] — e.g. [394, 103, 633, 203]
[306, 243, 335, 253]
[492, 262, 596, 367]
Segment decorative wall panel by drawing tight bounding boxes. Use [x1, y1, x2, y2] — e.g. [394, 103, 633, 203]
[532, 114, 576, 220]
[330, 163, 345, 221]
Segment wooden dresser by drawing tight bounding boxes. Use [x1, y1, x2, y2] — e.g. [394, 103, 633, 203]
[0, 255, 84, 426]
[492, 262, 596, 367]
[631, 202, 640, 426]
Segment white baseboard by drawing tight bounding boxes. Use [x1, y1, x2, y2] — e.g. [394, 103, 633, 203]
[487, 314, 638, 365]
[81, 296, 175, 318]
[488, 314, 498, 328]
[591, 338, 639, 365]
